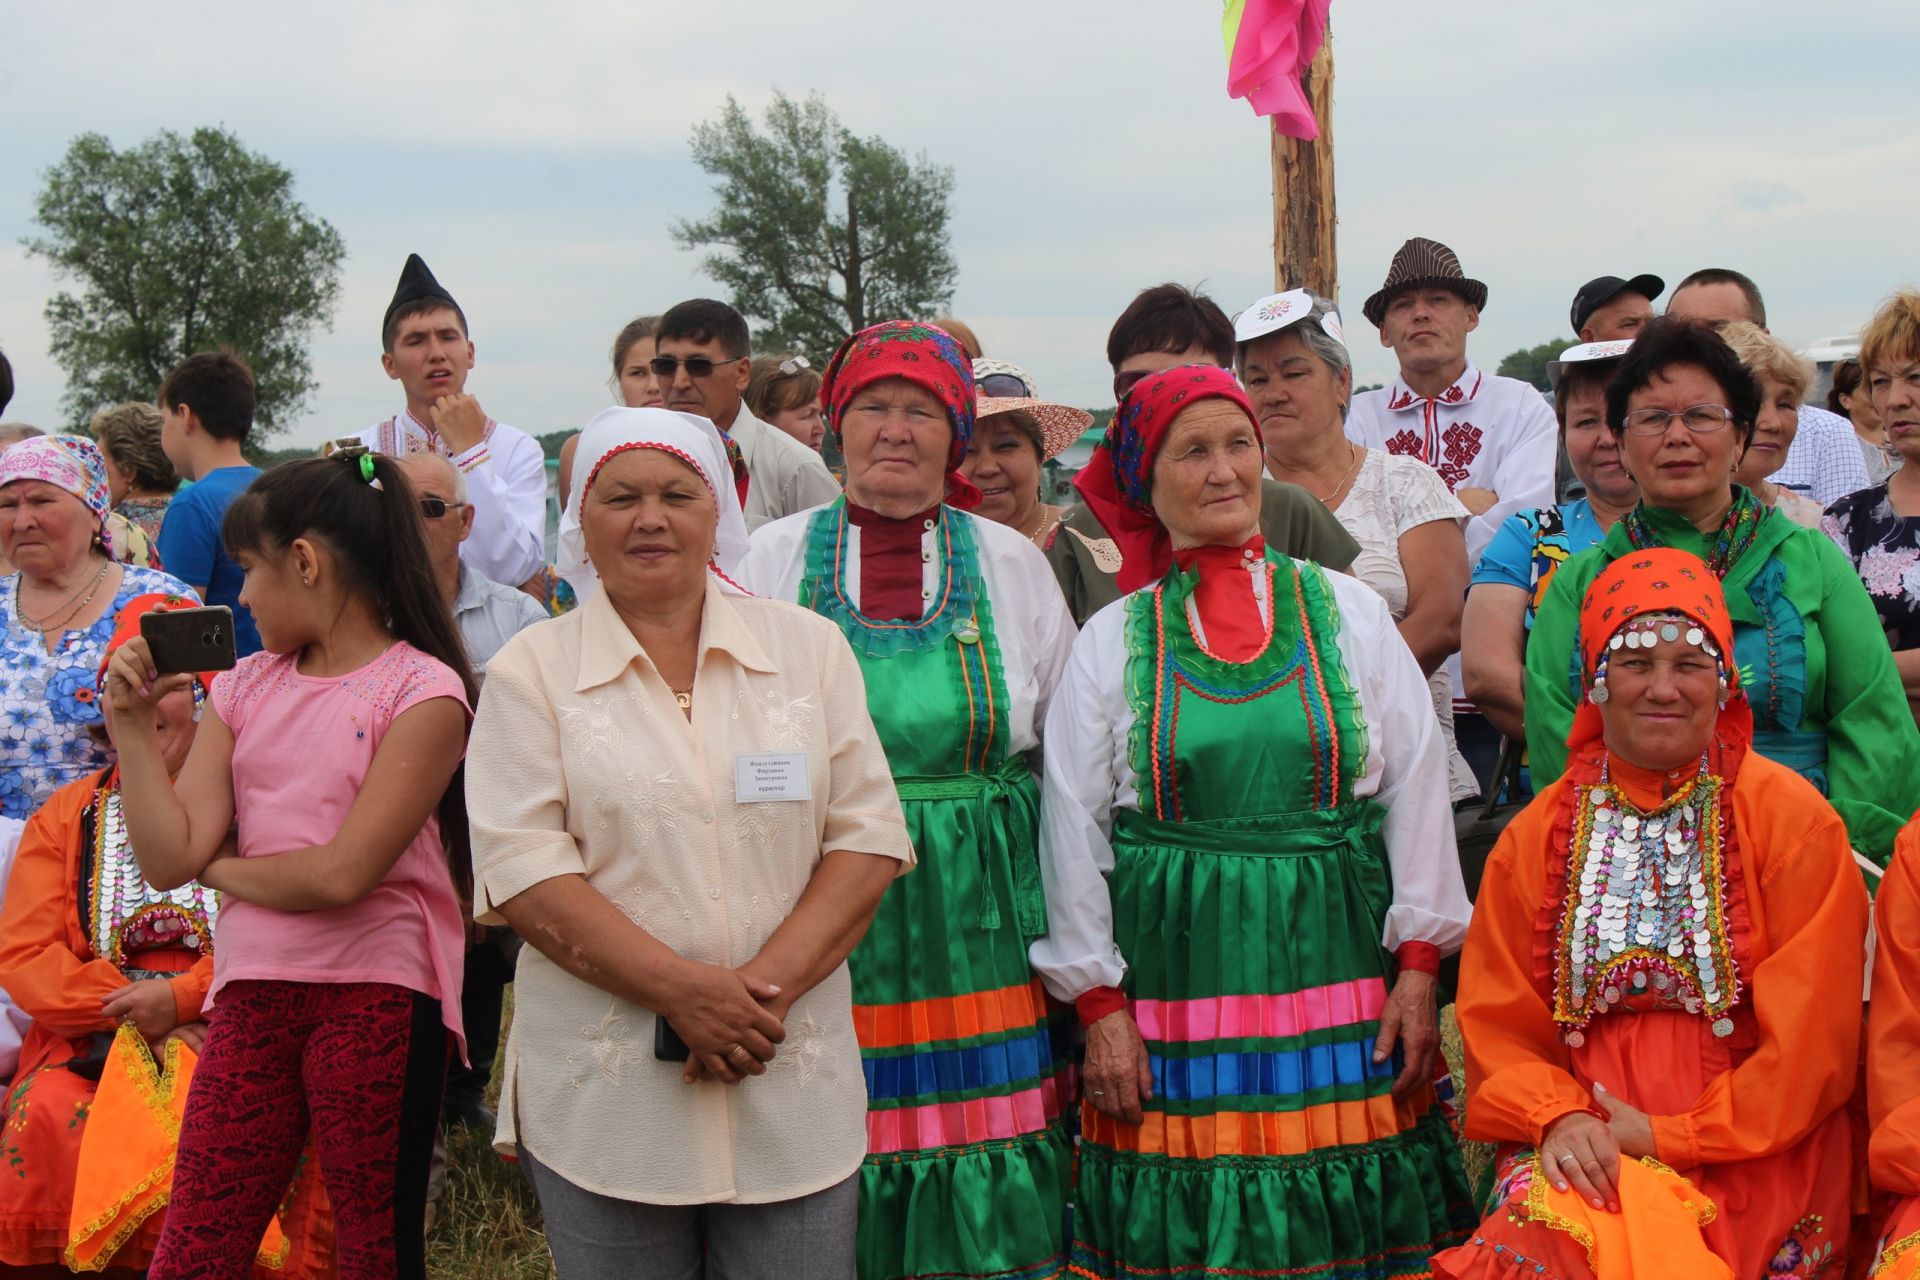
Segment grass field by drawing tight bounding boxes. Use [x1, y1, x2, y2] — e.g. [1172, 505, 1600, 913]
[428, 993, 555, 1279]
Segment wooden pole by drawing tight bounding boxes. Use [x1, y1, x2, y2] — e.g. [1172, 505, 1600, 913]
[1270, 33, 1336, 299]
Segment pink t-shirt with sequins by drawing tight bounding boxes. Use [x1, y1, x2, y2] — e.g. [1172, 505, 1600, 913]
[207, 641, 471, 1052]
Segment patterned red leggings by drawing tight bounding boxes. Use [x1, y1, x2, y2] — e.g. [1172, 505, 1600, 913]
[148, 980, 448, 1280]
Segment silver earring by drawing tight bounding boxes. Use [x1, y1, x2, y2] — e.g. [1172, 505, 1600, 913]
[1588, 683, 1610, 705]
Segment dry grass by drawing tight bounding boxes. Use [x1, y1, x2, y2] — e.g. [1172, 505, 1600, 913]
[427, 992, 556, 1280]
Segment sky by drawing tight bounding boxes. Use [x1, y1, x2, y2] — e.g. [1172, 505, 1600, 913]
[2, 1, 1916, 448]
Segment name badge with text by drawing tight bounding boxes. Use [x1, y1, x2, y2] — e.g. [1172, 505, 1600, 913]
[735, 753, 812, 803]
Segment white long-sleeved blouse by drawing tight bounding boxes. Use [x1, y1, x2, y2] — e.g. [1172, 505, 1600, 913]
[1027, 562, 1473, 1002]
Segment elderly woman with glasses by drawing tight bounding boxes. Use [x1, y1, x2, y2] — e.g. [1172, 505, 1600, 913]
[738, 323, 1078, 1280]
[1237, 290, 1476, 800]
[1030, 364, 1475, 1279]
[1526, 318, 1920, 868]
[1436, 549, 1868, 1280]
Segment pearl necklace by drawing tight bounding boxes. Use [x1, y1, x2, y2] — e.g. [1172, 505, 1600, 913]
[90, 786, 217, 969]
[1553, 766, 1742, 1046]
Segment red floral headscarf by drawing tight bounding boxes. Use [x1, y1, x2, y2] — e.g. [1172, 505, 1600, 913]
[1569, 547, 1749, 765]
[1073, 364, 1258, 593]
[821, 321, 981, 510]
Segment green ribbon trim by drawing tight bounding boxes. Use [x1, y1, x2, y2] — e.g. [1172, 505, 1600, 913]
[1111, 800, 1385, 860]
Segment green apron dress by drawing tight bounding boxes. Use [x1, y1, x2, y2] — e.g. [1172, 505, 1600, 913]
[1072, 550, 1473, 1279]
[797, 500, 1071, 1280]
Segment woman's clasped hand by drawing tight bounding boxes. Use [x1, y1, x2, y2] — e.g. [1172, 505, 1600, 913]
[668, 961, 787, 1084]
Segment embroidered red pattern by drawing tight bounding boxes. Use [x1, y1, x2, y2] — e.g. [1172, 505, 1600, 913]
[1385, 429, 1423, 458]
[1436, 421, 1484, 490]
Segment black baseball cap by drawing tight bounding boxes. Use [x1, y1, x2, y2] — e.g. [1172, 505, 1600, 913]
[1570, 274, 1665, 334]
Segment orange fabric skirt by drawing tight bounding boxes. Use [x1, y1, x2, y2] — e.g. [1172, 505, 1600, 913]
[0, 1023, 332, 1275]
[1437, 1007, 1853, 1279]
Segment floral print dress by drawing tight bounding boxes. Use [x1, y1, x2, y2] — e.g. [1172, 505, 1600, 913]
[1823, 483, 1920, 651]
[0, 564, 193, 820]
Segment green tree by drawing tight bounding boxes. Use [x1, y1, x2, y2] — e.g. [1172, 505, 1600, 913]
[25, 127, 345, 436]
[673, 91, 957, 359]
[1497, 338, 1572, 393]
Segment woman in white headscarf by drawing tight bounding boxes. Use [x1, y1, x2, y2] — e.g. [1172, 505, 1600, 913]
[467, 407, 914, 1279]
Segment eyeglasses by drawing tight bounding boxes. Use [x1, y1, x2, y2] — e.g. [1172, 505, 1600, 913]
[650, 355, 740, 379]
[419, 497, 467, 519]
[1620, 404, 1736, 438]
[978, 372, 1035, 399]
[778, 356, 811, 376]
[1113, 370, 1151, 403]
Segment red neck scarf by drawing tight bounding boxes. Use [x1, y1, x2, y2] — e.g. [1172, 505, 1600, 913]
[1171, 536, 1269, 662]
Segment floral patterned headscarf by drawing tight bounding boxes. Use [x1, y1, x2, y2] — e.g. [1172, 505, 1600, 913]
[0, 434, 115, 558]
[821, 321, 981, 510]
[1073, 364, 1258, 593]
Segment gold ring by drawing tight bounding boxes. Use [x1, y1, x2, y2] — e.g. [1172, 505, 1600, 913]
[726, 1043, 747, 1060]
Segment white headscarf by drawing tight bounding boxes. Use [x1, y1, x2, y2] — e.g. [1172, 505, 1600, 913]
[557, 407, 752, 599]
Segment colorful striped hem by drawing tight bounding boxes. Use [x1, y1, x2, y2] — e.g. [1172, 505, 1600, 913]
[1068, 1237, 1440, 1279]
[1081, 1091, 1431, 1158]
[867, 1072, 1074, 1153]
[864, 1020, 1072, 1104]
[1149, 1034, 1392, 1103]
[1131, 980, 1386, 1044]
[855, 979, 1056, 1049]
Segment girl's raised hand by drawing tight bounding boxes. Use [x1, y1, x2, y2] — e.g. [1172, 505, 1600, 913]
[103, 635, 192, 720]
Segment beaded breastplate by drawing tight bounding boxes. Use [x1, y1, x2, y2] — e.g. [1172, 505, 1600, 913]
[1553, 773, 1742, 1045]
[88, 786, 217, 971]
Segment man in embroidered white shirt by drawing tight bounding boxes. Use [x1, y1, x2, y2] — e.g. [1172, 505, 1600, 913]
[356, 254, 548, 594]
[1665, 267, 1872, 506]
[655, 299, 841, 530]
[1344, 237, 1557, 562]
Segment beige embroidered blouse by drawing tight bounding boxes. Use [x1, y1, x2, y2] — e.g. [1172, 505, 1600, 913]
[467, 577, 913, 1204]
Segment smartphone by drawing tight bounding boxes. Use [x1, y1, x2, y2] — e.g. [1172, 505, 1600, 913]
[653, 1017, 692, 1063]
[141, 606, 238, 677]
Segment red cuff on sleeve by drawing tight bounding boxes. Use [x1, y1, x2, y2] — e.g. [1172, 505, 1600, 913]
[1075, 986, 1128, 1028]
[1394, 941, 1442, 976]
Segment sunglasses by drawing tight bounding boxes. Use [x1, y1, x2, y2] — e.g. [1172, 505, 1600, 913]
[650, 355, 740, 379]
[977, 372, 1035, 399]
[1112, 369, 1152, 402]
[778, 355, 811, 375]
[419, 497, 467, 519]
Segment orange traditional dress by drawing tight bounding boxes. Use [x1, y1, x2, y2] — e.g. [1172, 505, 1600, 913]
[1865, 822, 1920, 1277]
[0, 768, 333, 1274]
[1434, 549, 1868, 1280]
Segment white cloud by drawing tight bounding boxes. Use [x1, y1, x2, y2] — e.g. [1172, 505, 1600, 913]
[1, 0, 1916, 442]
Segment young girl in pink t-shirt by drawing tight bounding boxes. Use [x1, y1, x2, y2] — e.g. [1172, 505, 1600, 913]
[106, 453, 476, 1280]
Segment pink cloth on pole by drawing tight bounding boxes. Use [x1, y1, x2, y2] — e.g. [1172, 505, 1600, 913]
[1226, 0, 1332, 139]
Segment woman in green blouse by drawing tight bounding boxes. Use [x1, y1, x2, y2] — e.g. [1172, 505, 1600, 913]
[1527, 318, 1920, 865]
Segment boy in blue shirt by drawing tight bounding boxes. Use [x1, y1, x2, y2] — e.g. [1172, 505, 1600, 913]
[156, 351, 263, 654]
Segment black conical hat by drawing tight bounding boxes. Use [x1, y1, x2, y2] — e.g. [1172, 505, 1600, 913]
[382, 254, 460, 335]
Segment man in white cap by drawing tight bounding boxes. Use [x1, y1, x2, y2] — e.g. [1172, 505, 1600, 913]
[1344, 237, 1558, 562]
[357, 253, 549, 593]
